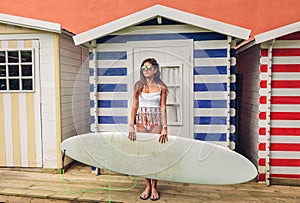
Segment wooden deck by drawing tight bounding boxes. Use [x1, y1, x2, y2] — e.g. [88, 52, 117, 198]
[0, 162, 300, 203]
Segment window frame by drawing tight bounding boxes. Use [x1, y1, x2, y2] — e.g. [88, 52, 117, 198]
[160, 64, 183, 126]
[0, 48, 35, 92]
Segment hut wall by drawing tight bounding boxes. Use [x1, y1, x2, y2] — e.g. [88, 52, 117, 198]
[89, 23, 237, 148]
[236, 44, 261, 165]
[59, 34, 90, 141]
[0, 24, 57, 168]
[258, 32, 300, 182]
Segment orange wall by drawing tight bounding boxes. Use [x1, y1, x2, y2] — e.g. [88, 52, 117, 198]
[1, 0, 300, 36]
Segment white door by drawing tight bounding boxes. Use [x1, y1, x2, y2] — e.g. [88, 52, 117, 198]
[127, 40, 193, 138]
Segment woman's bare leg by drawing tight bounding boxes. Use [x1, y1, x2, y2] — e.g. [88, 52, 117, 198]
[136, 125, 151, 198]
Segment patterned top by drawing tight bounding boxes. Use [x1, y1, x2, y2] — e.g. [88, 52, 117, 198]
[136, 87, 162, 126]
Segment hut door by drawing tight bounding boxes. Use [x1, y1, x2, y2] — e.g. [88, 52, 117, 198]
[128, 40, 193, 138]
[0, 39, 42, 168]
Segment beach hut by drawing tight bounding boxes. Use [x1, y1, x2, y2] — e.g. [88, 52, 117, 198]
[73, 4, 251, 150]
[0, 14, 90, 171]
[236, 21, 300, 185]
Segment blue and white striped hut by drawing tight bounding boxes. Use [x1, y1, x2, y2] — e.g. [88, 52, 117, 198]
[73, 5, 251, 149]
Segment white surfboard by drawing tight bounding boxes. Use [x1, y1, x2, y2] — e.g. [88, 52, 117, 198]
[61, 132, 257, 185]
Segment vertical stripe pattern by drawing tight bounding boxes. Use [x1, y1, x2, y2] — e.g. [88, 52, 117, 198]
[258, 31, 300, 182]
[0, 39, 41, 167]
[90, 23, 237, 149]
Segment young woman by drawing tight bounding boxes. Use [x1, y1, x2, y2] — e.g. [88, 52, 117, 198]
[128, 58, 168, 201]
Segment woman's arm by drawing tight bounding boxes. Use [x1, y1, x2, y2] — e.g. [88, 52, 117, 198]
[128, 83, 139, 141]
[159, 85, 168, 143]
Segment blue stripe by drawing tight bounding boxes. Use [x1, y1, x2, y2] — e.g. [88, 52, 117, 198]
[194, 66, 236, 75]
[89, 52, 93, 60]
[230, 66, 236, 74]
[96, 51, 127, 60]
[194, 133, 226, 141]
[230, 100, 236, 108]
[91, 116, 95, 124]
[231, 133, 236, 141]
[230, 83, 236, 91]
[194, 116, 227, 125]
[99, 100, 128, 108]
[193, 116, 236, 125]
[98, 68, 127, 76]
[194, 133, 235, 141]
[194, 66, 227, 75]
[90, 84, 94, 92]
[90, 68, 94, 76]
[194, 100, 227, 108]
[97, 32, 227, 43]
[99, 116, 128, 124]
[194, 49, 227, 58]
[90, 100, 94, 108]
[230, 117, 236, 125]
[230, 49, 236, 57]
[194, 83, 227, 91]
[90, 68, 127, 76]
[137, 17, 182, 26]
[98, 84, 127, 92]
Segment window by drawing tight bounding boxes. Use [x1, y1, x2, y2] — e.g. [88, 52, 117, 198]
[0, 50, 34, 92]
[160, 65, 182, 125]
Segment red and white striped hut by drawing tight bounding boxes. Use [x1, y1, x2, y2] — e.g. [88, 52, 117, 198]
[237, 21, 300, 186]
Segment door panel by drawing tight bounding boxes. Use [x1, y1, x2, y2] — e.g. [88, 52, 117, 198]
[128, 40, 193, 137]
[0, 39, 42, 167]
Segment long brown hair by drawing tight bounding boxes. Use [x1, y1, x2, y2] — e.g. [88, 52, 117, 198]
[135, 58, 167, 95]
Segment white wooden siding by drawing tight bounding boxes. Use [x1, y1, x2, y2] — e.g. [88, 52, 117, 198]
[59, 35, 90, 142]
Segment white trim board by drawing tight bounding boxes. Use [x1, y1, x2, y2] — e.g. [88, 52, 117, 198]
[0, 13, 61, 33]
[255, 21, 300, 44]
[73, 4, 251, 45]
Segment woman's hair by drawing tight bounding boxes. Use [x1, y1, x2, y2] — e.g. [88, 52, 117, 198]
[135, 58, 167, 94]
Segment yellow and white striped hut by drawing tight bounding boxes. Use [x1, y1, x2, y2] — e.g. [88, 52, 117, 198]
[0, 13, 90, 171]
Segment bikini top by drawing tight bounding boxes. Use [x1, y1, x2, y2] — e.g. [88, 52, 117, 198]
[138, 85, 161, 108]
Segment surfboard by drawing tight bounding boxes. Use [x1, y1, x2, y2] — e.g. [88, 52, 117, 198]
[61, 132, 257, 185]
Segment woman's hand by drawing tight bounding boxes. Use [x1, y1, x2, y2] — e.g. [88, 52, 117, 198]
[128, 125, 136, 141]
[158, 127, 168, 144]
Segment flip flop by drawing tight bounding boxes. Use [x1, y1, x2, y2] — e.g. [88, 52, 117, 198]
[140, 191, 151, 200]
[150, 192, 160, 201]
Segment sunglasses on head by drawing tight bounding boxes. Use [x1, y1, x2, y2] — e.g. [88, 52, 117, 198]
[140, 65, 154, 71]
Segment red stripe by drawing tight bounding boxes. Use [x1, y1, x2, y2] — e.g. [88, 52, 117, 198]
[259, 128, 266, 135]
[271, 128, 300, 136]
[259, 112, 267, 120]
[259, 158, 266, 166]
[259, 143, 300, 151]
[259, 96, 267, 104]
[271, 112, 300, 120]
[272, 80, 300, 88]
[272, 64, 300, 72]
[270, 159, 300, 167]
[277, 32, 300, 40]
[270, 143, 300, 151]
[258, 173, 266, 181]
[271, 96, 300, 104]
[271, 174, 300, 179]
[273, 48, 300, 56]
[260, 80, 267, 88]
[260, 65, 268, 72]
[259, 143, 266, 151]
[261, 49, 268, 57]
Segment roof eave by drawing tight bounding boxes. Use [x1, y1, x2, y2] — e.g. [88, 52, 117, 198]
[255, 21, 300, 44]
[73, 4, 251, 46]
[0, 13, 61, 33]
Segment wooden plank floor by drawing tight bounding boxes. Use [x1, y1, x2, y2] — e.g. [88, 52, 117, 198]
[0, 162, 300, 203]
